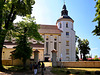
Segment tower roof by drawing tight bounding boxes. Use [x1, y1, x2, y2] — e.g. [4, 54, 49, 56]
[62, 4, 66, 10]
[57, 4, 74, 23]
[61, 4, 68, 16]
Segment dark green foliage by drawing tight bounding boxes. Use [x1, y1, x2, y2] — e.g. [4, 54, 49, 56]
[75, 35, 79, 42]
[95, 71, 100, 74]
[76, 47, 79, 61]
[0, 0, 35, 71]
[11, 15, 43, 42]
[12, 15, 43, 69]
[13, 35, 32, 69]
[75, 35, 79, 61]
[85, 71, 91, 74]
[75, 72, 80, 74]
[66, 71, 71, 74]
[78, 38, 90, 61]
[92, 0, 100, 36]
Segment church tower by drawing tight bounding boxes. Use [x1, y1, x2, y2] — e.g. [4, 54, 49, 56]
[56, 4, 76, 61]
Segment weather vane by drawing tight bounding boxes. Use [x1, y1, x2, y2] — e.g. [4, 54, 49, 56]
[63, 0, 65, 4]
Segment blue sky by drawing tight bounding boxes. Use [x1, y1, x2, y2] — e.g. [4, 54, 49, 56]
[14, 0, 100, 58]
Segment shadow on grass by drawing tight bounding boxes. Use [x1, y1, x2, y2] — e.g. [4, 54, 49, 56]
[1, 66, 34, 75]
[51, 67, 99, 75]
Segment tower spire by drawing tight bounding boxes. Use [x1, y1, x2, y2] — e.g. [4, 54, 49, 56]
[61, 3, 68, 16]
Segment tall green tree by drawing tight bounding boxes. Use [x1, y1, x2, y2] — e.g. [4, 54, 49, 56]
[76, 47, 79, 61]
[92, 0, 100, 35]
[12, 15, 43, 69]
[0, 0, 35, 71]
[13, 35, 32, 69]
[78, 38, 91, 61]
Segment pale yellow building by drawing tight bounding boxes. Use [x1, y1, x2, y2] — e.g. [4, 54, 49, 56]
[2, 4, 76, 65]
[2, 41, 44, 65]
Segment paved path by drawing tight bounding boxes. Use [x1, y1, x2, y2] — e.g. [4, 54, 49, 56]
[0, 67, 56, 75]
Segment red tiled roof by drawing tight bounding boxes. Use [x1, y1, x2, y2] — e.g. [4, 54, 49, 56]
[4, 42, 44, 49]
[4, 42, 17, 45]
[38, 25, 62, 34]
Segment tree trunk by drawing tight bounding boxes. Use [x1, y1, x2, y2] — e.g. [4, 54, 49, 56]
[0, 31, 7, 71]
[0, 46, 4, 71]
[23, 60, 26, 69]
[83, 53, 86, 61]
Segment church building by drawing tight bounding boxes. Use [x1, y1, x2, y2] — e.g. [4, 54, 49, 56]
[2, 4, 76, 65]
[38, 4, 76, 61]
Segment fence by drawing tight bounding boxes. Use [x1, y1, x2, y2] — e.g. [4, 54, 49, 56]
[57, 61, 100, 67]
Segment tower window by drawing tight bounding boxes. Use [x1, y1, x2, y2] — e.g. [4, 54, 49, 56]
[66, 49, 69, 55]
[66, 23, 68, 28]
[60, 23, 62, 28]
[66, 32, 69, 35]
[66, 41, 69, 46]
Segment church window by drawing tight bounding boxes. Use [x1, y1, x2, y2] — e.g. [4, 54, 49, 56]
[66, 32, 69, 35]
[66, 41, 69, 46]
[66, 49, 69, 55]
[60, 23, 62, 28]
[46, 42, 49, 54]
[66, 23, 68, 28]
[54, 42, 57, 50]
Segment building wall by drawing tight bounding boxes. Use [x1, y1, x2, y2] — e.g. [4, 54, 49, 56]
[2, 48, 14, 60]
[2, 59, 30, 66]
[2, 48, 44, 65]
[57, 19, 76, 61]
[41, 34, 61, 61]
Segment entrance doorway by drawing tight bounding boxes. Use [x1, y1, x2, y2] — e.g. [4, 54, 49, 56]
[45, 57, 49, 62]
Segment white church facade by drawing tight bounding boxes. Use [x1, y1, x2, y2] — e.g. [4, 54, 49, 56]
[2, 4, 76, 64]
[39, 4, 76, 61]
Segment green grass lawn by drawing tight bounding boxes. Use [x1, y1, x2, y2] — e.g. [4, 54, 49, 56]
[51, 67, 100, 75]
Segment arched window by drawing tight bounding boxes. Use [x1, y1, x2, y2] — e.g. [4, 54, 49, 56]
[60, 23, 62, 28]
[66, 49, 69, 55]
[66, 23, 68, 28]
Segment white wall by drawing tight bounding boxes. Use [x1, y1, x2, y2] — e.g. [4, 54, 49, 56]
[57, 20, 76, 61]
[43, 34, 61, 61]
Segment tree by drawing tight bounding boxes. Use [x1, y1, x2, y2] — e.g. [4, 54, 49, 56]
[75, 35, 79, 42]
[78, 38, 91, 61]
[75, 35, 79, 61]
[76, 47, 79, 61]
[92, 0, 100, 36]
[12, 15, 43, 69]
[0, 0, 35, 71]
[13, 35, 32, 69]
[94, 55, 98, 59]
